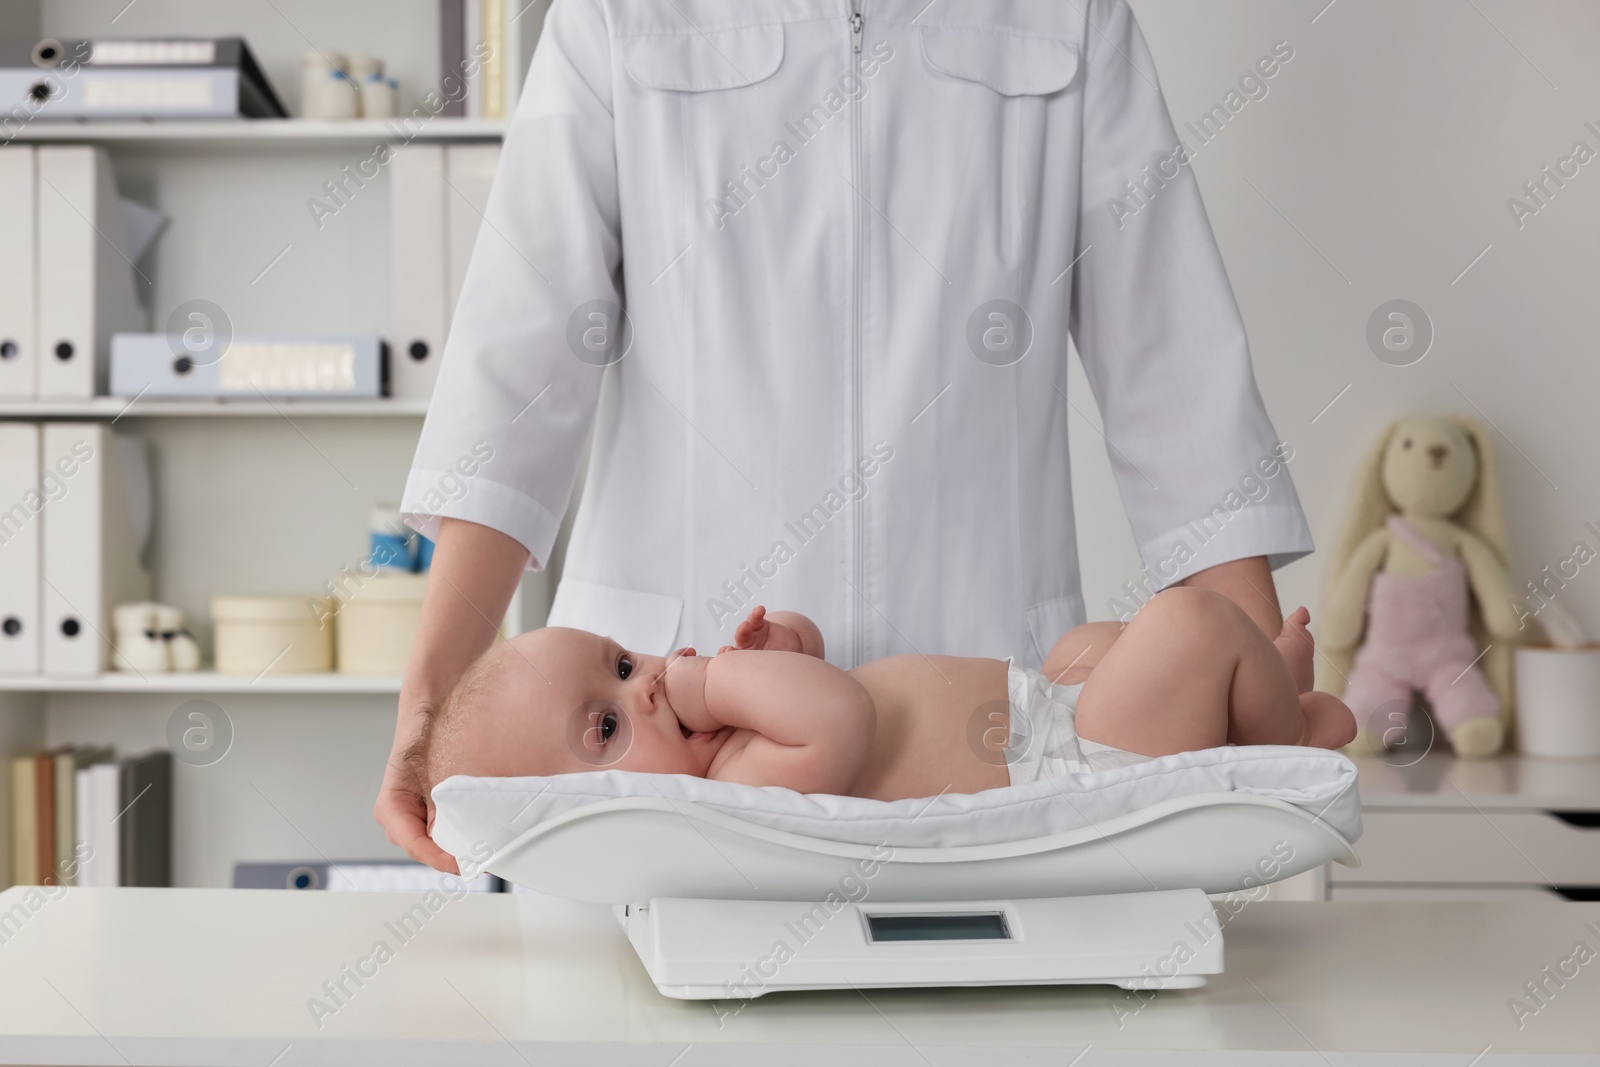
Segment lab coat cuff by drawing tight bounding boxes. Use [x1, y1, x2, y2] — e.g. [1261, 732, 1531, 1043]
[1137, 504, 1315, 593]
[400, 469, 563, 572]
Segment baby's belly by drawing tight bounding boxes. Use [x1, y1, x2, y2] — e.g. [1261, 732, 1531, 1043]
[846, 654, 1012, 800]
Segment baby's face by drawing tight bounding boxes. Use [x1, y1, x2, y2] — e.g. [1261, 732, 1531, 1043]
[451, 627, 723, 779]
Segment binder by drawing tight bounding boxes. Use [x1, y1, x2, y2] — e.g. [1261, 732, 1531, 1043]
[0, 422, 39, 674]
[0, 37, 288, 120]
[0, 147, 35, 398]
[40, 423, 151, 675]
[110, 332, 387, 398]
[445, 144, 501, 316]
[388, 144, 449, 398]
[36, 145, 148, 398]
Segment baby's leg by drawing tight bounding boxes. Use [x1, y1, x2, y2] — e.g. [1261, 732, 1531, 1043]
[1074, 587, 1344, 757]
[1041, 621, 1126, 686]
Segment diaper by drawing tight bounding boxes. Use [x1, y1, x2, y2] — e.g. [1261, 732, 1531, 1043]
[1003, 656, 1155, 785]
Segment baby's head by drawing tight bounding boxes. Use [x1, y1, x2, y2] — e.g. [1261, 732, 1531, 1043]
[408, 627, 713, 823]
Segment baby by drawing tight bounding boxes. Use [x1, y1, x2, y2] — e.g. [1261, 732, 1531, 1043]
[409, 586, 1357, 814]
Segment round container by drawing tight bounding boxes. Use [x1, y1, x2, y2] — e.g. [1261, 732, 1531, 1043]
[213, 595, 334, 675]
[335, 573, 428, 675]
[1513, 644, 1600, 758]
[360, 76, 399, 119]
[300, 50, 357, 120]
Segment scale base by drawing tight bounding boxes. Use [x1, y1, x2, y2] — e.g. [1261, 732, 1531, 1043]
[619, 888, 1224, 1000]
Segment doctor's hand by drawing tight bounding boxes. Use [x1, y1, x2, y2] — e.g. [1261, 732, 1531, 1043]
[376, 723, 459, 875]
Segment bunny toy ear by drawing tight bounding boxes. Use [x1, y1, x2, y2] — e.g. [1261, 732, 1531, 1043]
[1447, 414, 1511, 562]
[1326, 418, 1401, 591]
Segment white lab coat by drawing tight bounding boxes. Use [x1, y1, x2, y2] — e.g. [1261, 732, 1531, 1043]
[402, 0, 1314, 670]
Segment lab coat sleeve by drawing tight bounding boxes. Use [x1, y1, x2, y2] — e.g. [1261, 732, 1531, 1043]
[1067, 0, 1314, 592]
[401, 0, 618, 570]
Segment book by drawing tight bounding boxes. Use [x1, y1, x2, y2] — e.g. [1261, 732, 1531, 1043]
[55, 746, 112, 887]
[439, 0, 466, 118]
[9, 755, 36, 885]
[33, 750, 54, 885]
[76, 762, 121, 888]
[118, 750, 171, 887]
[482, 0, 505, 120]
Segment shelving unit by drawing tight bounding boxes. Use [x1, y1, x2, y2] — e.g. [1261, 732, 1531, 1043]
[0, 671, 402, 694]
[3, 117, 508, 149]
[0, 0, 556, 890]
[0, 396, 431, 418]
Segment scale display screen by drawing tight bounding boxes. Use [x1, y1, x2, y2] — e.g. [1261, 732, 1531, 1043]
[864, 911, 1011, 942]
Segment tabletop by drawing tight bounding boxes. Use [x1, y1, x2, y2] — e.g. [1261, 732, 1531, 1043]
[0, 887, 1597, 1065]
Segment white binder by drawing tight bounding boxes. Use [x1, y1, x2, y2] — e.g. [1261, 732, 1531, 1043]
[388, 144, 449, 399]
[0, 147, 35, 398]
[445, 144, 502, 317]
[36, 145, 148, 398]
[0, 422, 40, 673]
[40, 422, 151, 675]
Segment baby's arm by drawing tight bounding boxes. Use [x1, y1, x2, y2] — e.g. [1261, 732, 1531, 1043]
[663, 650, 873, 794]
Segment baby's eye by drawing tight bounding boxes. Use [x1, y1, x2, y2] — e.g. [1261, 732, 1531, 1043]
[617, 655, 633, 680]
[599, 711, 618, 742]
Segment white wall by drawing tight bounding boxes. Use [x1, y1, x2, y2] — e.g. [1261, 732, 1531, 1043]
[1073, 0, 1600, 638]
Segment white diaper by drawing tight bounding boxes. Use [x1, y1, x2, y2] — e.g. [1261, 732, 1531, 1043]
[1003, 656, 1154, 785]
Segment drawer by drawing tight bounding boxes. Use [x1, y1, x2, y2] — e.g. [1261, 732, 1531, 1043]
[1336, 810, 1600, 885]
[1331, 885, 1569, 903]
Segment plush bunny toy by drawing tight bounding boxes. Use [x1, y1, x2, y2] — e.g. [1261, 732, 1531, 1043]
[1314, 414, 1525, 759]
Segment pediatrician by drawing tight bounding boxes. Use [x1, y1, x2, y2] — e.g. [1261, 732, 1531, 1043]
[382, 0, 1316, 871]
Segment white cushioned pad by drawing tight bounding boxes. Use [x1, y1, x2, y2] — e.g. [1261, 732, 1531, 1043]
[432, 745, 1361, 859]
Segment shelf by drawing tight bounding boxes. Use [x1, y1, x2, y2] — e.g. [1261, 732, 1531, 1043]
[4, 117, 508, 150]
[0, 397, 430, 418]
[0, 671, 401, 694]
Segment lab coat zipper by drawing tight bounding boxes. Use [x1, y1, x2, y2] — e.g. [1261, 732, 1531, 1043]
[849, 2, 865, 665]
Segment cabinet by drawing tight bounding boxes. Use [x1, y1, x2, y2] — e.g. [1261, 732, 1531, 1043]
[1329, 753, 1600, 902]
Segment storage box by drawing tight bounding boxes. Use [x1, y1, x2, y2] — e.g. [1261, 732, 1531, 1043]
[335, 573, 427, 676]
[212, 595, 333, 675]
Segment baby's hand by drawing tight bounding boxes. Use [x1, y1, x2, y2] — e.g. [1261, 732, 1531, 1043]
[659, 648, 718, 732]
[725, 605, 804, 654]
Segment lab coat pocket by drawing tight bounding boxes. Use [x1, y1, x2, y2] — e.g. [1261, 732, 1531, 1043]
[1023, 593, 1086, 671]
[619, 23, 785, 92]
[917, 27, 1080, 97]
[546, 578, 684, 656]
[917, 26, 1080, 265]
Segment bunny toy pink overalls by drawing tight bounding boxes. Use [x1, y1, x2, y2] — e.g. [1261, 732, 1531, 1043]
[1342, 514, 1499, 734]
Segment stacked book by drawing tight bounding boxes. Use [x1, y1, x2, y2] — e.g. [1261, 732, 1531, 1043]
[8, 746, 171, 887]
[440, 0, 525, 119]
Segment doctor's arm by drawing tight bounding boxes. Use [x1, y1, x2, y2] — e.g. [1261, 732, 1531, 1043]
[1068, 0, 1314, 621]
[379, 518, 528, 873]
[383, 0, 621, 868]
[1177, 556, 1281, 640]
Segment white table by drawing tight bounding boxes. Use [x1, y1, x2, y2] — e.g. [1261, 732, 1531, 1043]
[1, 888, 1597, 1065]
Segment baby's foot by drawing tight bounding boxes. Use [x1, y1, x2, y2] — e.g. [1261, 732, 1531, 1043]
[1297, 690, 1358, 750]
[1275, 605, 1315, 694]
[729, 605, 804, 654]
